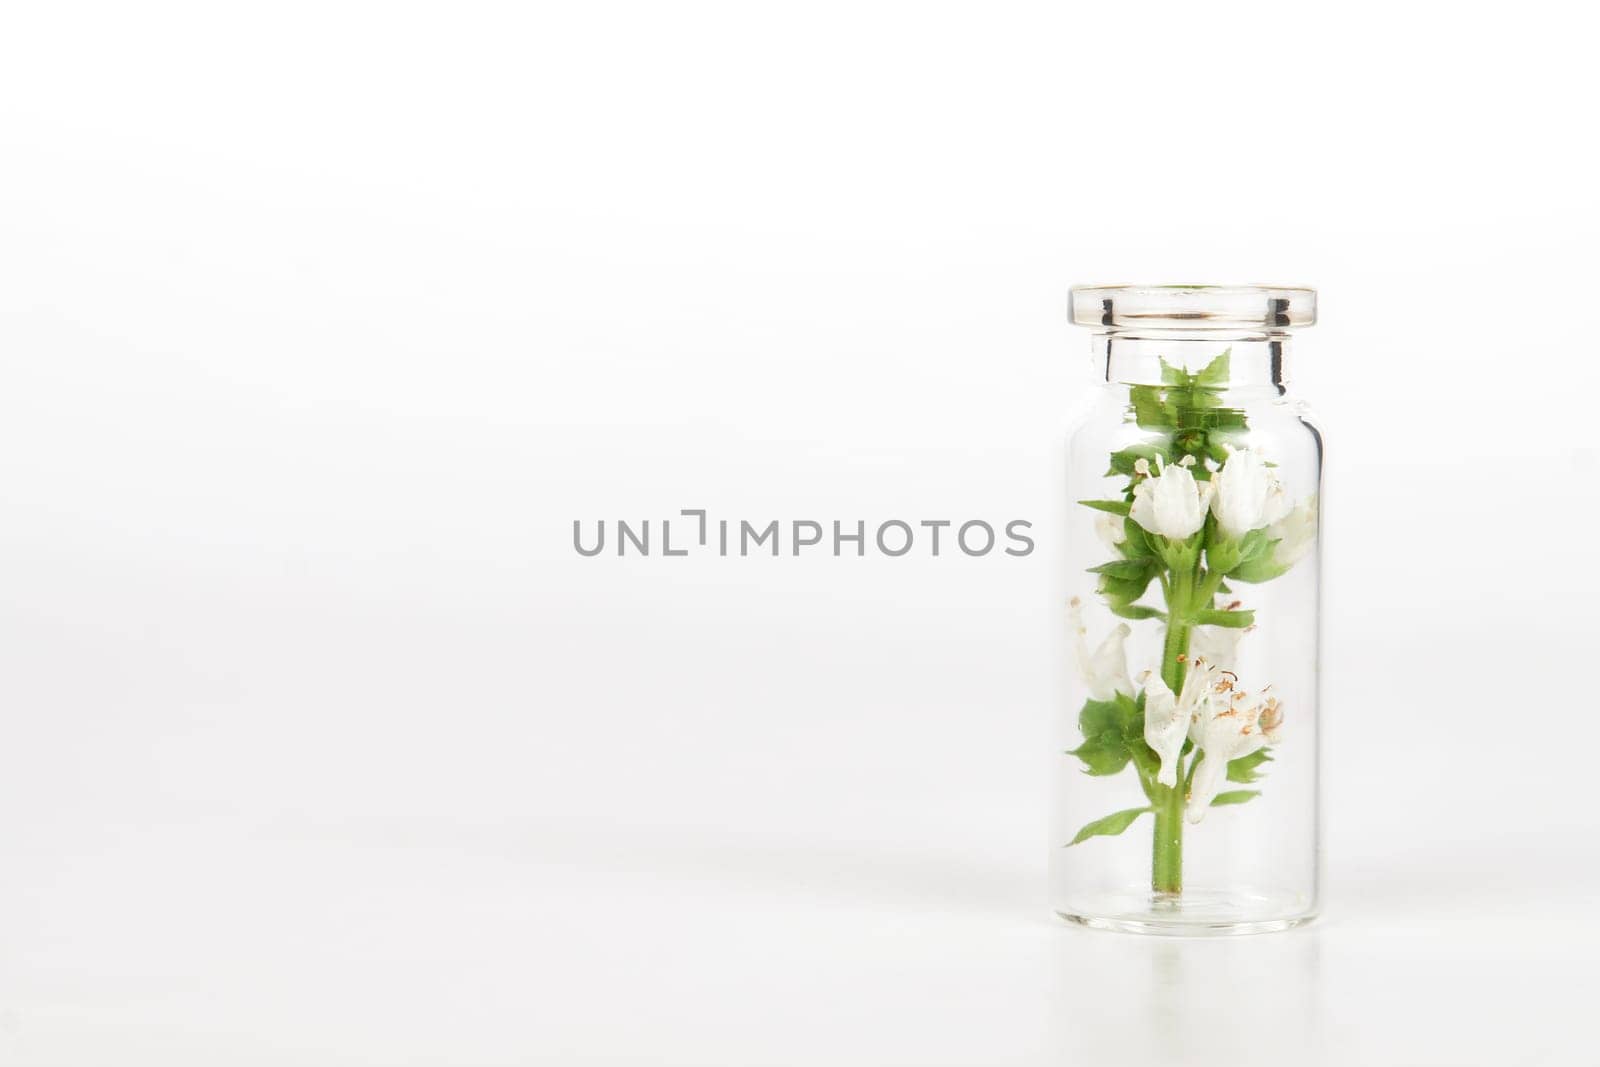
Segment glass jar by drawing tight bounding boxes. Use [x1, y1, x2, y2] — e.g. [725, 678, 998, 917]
[1052, 285, 1322, 935]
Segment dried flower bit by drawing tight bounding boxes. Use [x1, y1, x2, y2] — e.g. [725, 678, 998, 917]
[1259, 698, 1284, 738]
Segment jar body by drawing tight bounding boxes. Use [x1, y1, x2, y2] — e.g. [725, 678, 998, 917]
[1052, 322, 1322, 934]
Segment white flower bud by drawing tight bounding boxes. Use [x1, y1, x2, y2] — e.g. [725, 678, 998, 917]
[1129, 457, 1209, 539]
[1209, 448, 1284, 540]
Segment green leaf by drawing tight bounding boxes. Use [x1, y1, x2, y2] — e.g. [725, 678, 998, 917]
[1078, 499, 1131, 516]
[1228, 553, 1289, 584]
[1119, 519, 1153, 558]
[1205, 537, 1243, 575]
[1226, 530, 1277, 576]
[1066, 806, 1152, 846]
[1097, 570, 1156, 604]
[1068, 697, 1132, 771]
[1108, 602, 1165, 621]
[1107, 442, 1169, 476]
[1088, 558, 1155, 579]
[1125, 351, 1242, 440]
[1206, 407, 1247, 430]
[1078, 693, 1141, 738]
[1078, 697, 1119, 735]
[1130, 386, 1175, 430]
[1234, 527, 1266, 558]
[1194, 350, 1232, 387]
[1209, 790, 1260, 807]
[1113, 690, 1143, 738]
[1227, 748, 1274, 784]
[1154, 533, 1200, 573]
[1194, 608, 1255, 628]
[1067, 731, 1130, 776]
[1209, 527, 1274, 577]
[1174, 428, 1209, 456]
[1125, 739, 1161, 790]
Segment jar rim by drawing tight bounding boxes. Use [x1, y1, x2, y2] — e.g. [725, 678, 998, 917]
[1070, 284, 1316, 329]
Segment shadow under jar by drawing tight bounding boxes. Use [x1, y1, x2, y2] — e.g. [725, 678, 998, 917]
[1052, 285, 1322, 935]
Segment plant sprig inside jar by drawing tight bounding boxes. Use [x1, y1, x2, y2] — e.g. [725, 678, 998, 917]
[1065, 351, 1316, 895]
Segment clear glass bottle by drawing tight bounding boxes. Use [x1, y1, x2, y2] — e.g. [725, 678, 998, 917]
[1052, 285, 1321, 935]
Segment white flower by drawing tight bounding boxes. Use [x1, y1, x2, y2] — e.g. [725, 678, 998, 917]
[1129, 456, 1210, 540]
[1209, 448, 1285, 539]
[1094, 511, 1127, 553]
[1186, 684, 1284, 823]
[1266, 496, 1317, 570]
[1069, 597, 1133, 701]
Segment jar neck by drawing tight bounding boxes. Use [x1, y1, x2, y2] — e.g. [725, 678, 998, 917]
[1093, 331, 1293, 393]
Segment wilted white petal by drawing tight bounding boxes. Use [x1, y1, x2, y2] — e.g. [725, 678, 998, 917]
[1085, 626, 1134, 701]
[1190, 624, 1244, 675]
[1266, 497, 1317, 570]
[1180, 657, 1223, 745]
[1141, 674, 1186, 787]
[1094, 512, 1127, 552]
[1186, 752, 1225, 823]
[1069, 598, 1133, 701]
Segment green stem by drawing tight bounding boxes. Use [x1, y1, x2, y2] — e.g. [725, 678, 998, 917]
[1160, 565, 1195, 694]
[1151, 781, 1184, 896]
[1152, 544, 1201, 896]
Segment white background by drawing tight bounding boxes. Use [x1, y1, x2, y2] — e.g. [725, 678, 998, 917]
[1, 2, 1597, 1064]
